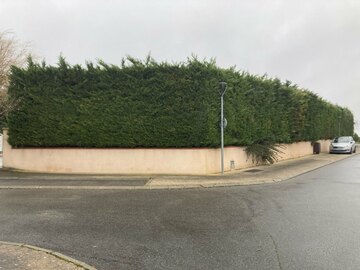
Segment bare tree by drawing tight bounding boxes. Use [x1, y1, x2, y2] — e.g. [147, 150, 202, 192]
[0, 91, 18, 118]
[0, 31, 31, 118]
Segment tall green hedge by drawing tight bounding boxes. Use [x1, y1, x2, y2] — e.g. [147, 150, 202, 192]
[7, 56, 354, 148]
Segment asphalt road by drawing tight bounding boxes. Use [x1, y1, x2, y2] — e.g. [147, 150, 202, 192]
[1, 155, 360, 270]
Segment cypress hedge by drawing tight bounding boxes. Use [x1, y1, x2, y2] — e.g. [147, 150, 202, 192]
[6, 56, 354, 148]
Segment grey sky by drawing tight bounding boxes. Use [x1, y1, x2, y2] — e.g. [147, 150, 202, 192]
[1, 0, 359, 133]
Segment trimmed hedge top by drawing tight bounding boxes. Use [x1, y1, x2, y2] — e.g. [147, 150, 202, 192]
[6, 56, 354, 148]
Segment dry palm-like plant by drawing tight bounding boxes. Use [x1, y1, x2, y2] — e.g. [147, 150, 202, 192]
[245, 140, 284, 165]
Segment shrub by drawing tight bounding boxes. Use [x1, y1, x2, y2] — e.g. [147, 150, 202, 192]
[354, 133, 360, 142]
[245, 140, 284, 165]
[7, 56, 354, 148]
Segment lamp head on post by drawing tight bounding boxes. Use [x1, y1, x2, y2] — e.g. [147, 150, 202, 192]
[219, 82, 227, 96]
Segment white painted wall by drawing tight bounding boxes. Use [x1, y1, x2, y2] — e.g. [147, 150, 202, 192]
[0, 134, 3, 152]
[0, 134, 3, 168]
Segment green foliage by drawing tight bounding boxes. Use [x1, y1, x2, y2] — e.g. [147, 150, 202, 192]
[354, 133, 360, 142]
[6, 56, 355, 148]
[245, 140, 284, 164]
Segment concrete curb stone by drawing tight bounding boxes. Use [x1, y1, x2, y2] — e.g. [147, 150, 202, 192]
[0, 241, 96, 270]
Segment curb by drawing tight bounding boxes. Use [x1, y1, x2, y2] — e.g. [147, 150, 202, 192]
[278, 152, 358, 183]
[0, 241, 97, 270]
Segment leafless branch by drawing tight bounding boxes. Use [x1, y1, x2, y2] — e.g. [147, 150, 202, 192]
[0, 31, 30, 90]
[0, 30, 31, 118]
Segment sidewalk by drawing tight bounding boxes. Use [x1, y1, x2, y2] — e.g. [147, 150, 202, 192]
[0, 152, 357, 190]
[0, 241, 96, 270]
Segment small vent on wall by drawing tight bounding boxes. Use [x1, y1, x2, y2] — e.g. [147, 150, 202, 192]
[230, 160, 235, 170]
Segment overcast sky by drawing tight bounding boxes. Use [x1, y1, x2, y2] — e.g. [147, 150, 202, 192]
[1, 0, 359, 133]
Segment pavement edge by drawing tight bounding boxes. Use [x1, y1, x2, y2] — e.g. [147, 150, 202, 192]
[0, 241, 97, 270]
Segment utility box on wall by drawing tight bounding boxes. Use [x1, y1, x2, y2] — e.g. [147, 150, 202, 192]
[313, 142, 321, 154]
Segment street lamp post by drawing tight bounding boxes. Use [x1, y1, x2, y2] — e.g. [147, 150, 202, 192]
[338, 108, 344, 137]
[219, 82, 227, 175]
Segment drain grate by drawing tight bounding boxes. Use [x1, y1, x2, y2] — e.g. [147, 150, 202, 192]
[245, 169, 263, 173]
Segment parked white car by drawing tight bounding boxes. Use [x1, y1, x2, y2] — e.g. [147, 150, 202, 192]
[329, 136, 356, 154]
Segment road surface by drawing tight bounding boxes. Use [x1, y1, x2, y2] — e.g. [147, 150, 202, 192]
[0, 155, 360, 269]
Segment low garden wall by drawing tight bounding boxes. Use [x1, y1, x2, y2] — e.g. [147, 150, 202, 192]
[2, 130, 331, 175]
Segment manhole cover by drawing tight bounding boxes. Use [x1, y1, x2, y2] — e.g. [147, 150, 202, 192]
[245, 169, 263, 173]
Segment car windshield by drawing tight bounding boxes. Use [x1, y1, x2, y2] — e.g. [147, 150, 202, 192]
[334, 137, 351, 143]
